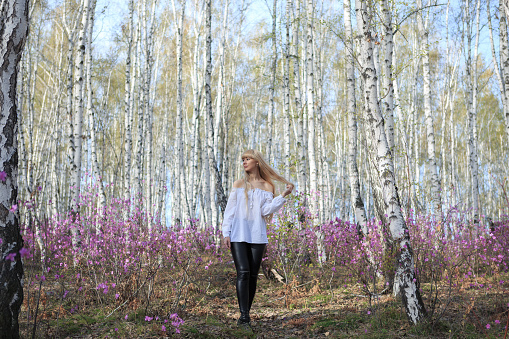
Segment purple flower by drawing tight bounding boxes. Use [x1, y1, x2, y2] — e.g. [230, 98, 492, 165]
[0, 171, 7, 181]
[161, 325, 166, 332]
[5, 252, 16, 261]
[145, 316, 153, 322]
[486, 324, 490, 329]
[10, 204, 17, 213]
[19, 248, 29, 258]
[495, 320, 500, 324]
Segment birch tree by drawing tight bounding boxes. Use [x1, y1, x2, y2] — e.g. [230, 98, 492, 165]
[463, 0, 480, 222]
[343, 0, 367, 235]
[305, 0, 325, 263]
[355, 0, 427, 324]
[283, 0, 291, 179]
[205, 0, 227, 231]
[488, 0, 509, 147]
[84, 0, 104, 217]
[0, 0, 29, 336]
[69, 0, 92, 218]
[171, 0, 188, 223]
[266, 0, 277, 163]
[417, 0, 442, 215]
[292, 0, 307, 194]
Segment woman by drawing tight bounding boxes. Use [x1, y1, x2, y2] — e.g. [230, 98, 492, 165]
[222, 149, 294, 329]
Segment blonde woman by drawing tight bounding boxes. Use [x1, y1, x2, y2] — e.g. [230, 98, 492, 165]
[222, 149, 294, 329]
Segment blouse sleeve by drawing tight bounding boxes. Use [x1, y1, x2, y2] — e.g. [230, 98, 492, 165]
[261, 194, 287, 217]
[222, 189, 238, 237]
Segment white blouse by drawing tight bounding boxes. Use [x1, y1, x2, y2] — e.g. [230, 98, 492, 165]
[222, 187, 287, 244]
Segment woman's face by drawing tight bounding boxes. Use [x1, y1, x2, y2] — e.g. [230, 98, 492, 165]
[242, 156, 258, 173]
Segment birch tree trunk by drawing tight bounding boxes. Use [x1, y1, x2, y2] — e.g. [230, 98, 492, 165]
[123, 0, 135, 218]
[305, 0, 325, 264]
[381, 0, 395, 151]
[355, 0, 426, 324]
[489, 0, 509, 148]
[190, 3, 203, 221]
[417, 0, 442, 216]
[343, 0, 367, 235]
[501, 1, 509, 146]
[283, 0, 291, 179]
[172, 0, 188, 224]
[292, 0, 306, 194]
[69, 0, 92, 249]
[266, 0, 277, 162]
[0, 0, 29, 336]
[134, 1, 144, 215]
[84, 0, 104, 219]
[464, 0, 480, 222]
[142, 0, 156, 220]
[205, 0, 227, 233]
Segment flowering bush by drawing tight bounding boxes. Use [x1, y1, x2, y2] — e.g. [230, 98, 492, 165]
[14, 184, 509, 336]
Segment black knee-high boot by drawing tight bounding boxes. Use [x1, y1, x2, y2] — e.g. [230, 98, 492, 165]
[236, 270, 251, 323]
[248, 273, 258, 311]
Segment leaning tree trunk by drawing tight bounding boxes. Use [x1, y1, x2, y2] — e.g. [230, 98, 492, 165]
[0, 1, 29, 337]
[355, 0, 427, 324]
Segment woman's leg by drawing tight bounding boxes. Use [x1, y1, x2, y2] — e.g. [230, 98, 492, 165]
[247, 244, 266, 311]
[230, 242, 251, 323]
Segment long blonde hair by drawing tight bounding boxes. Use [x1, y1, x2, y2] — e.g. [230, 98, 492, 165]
[241, 149, 293, 220]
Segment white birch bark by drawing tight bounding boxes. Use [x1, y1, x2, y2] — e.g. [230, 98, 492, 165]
[464, 0, 480, 221]
[134, 1, 144, 213]
[305, 0, 325, 264]
[489, 0, 509, 149]
[123, 0, 135, 218]
[502, 1, 509, 146]
[292, 0, 306, 194]
[381, 0, 395, 151]
[283, 0, 291, 179]
[84, 0, 104, 219]
[344, 0, 367, 235]
[142, 0, 155, 220]
[417, 0, 442, 216]
[68, 0, 91, 250]
[355, 0, 426, 324]
[204, 0, 227, 231]
[266, 0, 277, 163]
[190, 2, 204, 220]
[0, 0, 29, 335]
[171, 0, 189, 224]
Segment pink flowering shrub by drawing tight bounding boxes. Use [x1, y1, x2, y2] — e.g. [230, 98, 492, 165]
[17, 183, 509, 335]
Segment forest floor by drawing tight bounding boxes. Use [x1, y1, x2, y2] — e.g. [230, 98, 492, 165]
[19, 266, 509, 339]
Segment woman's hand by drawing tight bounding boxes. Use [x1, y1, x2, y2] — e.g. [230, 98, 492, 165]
[282, 184, 294, 198]
[223, 236, 231, 249]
